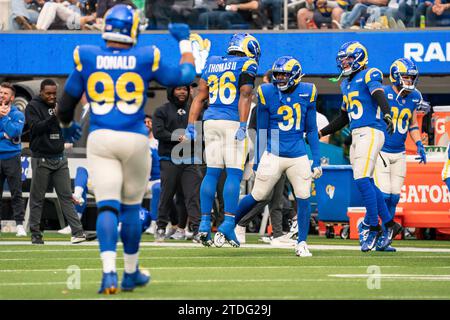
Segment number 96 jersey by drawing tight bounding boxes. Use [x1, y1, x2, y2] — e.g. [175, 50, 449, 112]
[201, 55, 258, 122]
[340, 67, 386, 132]
[65, 44, 160, 136]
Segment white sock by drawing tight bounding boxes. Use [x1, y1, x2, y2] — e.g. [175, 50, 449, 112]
[74, 186, 84, 199]
[123, 253, 138, 274]
[100, 251, 117, 273]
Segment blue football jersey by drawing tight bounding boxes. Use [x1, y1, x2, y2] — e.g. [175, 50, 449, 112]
[201, 55, 258, 122]
[340, 68, 386, 131]
[149, 139, 160, 181]
[256, 82, 317, 158]
[65, 44, 164, 135]
[382, 85, 422, 153]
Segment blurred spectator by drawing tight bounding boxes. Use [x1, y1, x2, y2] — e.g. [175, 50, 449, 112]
[297, 0, 347, 29]
[261, 0, 284, 30]
[96, 0, 136, 20]
[0, 83, 26, 237]
[36, 0, 96, 30]
[340, 0, 389, 29]
[426, 0, 450, 26]
[397, 0, 433, 27]
[152, 85, 202, 242]
[198, 0, 259, 29]
[9, 0, 43, 30]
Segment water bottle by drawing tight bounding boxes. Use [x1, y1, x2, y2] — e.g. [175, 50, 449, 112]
[360, 17, 365, 29]
[420, 15, 426, 29]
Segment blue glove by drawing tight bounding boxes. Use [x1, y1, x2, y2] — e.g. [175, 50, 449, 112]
[416, 141, 427, 164]
[168, 23, 190, 42]
[235, 122, 247, 141]
[61, 122, 82, 143]
[185, 123, 196, 140]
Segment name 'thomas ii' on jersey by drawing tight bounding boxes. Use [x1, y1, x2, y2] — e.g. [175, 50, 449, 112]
[201, 55, 258, 122]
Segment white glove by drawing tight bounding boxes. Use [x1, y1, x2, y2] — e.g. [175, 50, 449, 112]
[311, 166, 322, 179]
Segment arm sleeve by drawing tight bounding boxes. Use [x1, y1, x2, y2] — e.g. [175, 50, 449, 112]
[320, 108, 349, 137]
[152, 46, 196, 87]
[25, 103, 58, 136]
[255, 86, 269, 165]
[371, 89, 391, 116]
[152, 107, 175, 143]
[58, 47, 85, 124]
[3, 111, 25, 139]
[305, 85, 320, 165]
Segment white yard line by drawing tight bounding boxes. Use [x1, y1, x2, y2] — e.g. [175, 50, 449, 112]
[329, 274, 450, 280]
[1, 241, 450, 253]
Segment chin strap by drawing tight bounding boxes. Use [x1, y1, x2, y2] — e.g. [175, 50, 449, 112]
[395, 87, 407, 105]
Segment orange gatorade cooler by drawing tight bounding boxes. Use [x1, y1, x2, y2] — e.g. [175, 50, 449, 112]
[433, 106, 450, 147]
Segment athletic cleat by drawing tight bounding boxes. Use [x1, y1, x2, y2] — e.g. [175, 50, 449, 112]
[378, 222, 403, 250]
[121, 269, 151, 291]
[214, 221, 240, 248]
[361, 230, 380, 252]
[357, 221, 370, 245]
[376, 245, 397, 252]
[98, 272, 119, 294]
[295, 241, 312, 257]
[198, 232, 213, 247]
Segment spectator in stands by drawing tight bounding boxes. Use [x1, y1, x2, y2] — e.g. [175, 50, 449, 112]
[152, 85, 202, 242]
[0, 83, 26, 237]
[397, 0, 433, 27]
[426, 0, 450, 26]
[198, 0, 259, 29]
[297, 0, 347, 29]
[9, 0, 43, 30]
[261, 0, 284, 30]
[36, 0, 97, 30]
[25, 79, 88, 245]
[340, 0, 389, 29]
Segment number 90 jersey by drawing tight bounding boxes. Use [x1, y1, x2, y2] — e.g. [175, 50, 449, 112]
[257, 82, 317, 158]
[201, 55, 258, 122]
[382, 85, 422, 153]
[65, 45, 160, 136]
[340, 68, 386, 132]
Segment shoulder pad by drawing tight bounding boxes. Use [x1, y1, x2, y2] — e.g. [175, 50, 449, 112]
[150, 45, 161, 72]
[242, 58, 258, 77]
[257, 83, 274, 106]
[73, 46, 83, 72]
[364, 67, 383, 84]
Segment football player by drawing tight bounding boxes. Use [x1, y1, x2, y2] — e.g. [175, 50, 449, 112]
[374, 58, 428, 251]
[56, 5, 195, 294]
[319, 41, 402, 252]
[443, 143, 450, 190]
[186, 33, 260, 248]
[235, 56, 322, 257]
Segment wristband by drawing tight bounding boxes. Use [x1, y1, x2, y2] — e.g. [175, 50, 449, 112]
[179, 40, 192, 54]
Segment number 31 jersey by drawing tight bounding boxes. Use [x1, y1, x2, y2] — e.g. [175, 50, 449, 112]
[65, 44, 160, 136]
[340, 67, 386, 132]
[201, 55, 258, 122]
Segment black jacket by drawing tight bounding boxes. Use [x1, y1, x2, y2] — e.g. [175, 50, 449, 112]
[152, 86, 195, 160]
[25, 96, 65, 158]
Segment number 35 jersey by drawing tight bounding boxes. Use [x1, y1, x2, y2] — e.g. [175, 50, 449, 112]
[64, 45, 160, 136]
[201, 55, 258, 122]
[381, 85, 422, 153]
[340, 68, 386, 132]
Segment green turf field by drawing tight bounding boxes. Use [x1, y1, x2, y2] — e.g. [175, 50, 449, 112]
[1, 233, 450, 300]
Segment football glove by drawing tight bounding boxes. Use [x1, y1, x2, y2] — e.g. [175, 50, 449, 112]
[415, 141, 427, 164]
[185, 123, 197, 140]
[235, 122, 247, 141]
[60, 121, 82, 143]
[383, 114, 394, 135]
[168, 23, 190, 42]
[311, 160, 322, 179]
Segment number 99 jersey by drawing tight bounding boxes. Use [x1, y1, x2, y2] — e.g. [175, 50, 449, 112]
[64, 44, 161, 136]
[340, 67, 386, 132]
[201, 55, 258, 122]
[381, 85, 422, 153]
